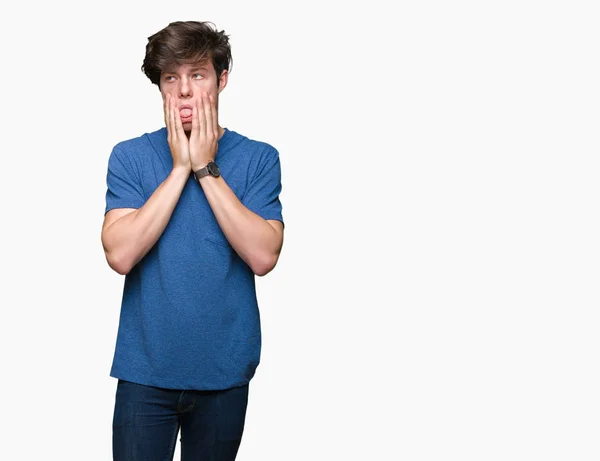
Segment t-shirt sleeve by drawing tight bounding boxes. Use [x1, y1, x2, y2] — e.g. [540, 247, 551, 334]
[104, 145, 146, 215]
[242, 147, 284, 226]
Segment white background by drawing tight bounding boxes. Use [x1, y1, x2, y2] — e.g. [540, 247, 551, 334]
[1, 1, 599, 460]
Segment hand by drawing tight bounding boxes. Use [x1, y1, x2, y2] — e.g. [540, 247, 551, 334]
[189, 91, 219, 172]
[164, 93, 191, 172]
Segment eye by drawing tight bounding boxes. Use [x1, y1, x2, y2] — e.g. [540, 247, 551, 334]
[193, 73, 204, 79]
[164, 76, 175, 82]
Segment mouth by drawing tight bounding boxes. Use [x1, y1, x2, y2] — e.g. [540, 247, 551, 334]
[179, 105, 193, 120]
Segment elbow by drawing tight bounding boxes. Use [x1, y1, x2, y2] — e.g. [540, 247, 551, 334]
[105, 250, 133, 275]
[253, 265, 272, 277]
[101, 226, 139, 276]
[112, 263, 132, 276]
[251, 252, 279, 277]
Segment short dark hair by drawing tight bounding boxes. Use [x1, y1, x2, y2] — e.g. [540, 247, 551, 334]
[141, 21, 232, 89]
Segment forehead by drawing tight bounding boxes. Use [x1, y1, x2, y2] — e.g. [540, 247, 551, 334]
[163, 60, 214, 74]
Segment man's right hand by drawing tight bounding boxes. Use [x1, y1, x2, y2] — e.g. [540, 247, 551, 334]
[164, 94, 191, 172]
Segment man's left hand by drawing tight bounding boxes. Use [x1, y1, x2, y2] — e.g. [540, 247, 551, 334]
[189, 91, 220, 171]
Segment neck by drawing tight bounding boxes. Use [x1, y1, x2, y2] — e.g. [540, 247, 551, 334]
[185, 125, 225, 140]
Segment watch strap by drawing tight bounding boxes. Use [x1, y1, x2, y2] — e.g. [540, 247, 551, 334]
[193, 165, 211, 180]
[193, 161, 220, 181]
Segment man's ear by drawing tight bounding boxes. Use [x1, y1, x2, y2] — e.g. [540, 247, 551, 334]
[217, 70, 229, 94]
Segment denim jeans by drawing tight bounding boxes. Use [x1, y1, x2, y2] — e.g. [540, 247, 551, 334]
[112, 379, 250, 461]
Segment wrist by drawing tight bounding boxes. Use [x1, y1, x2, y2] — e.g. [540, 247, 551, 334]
[191, 160, 213, 172]
[193, 160, 221, 182]
[170, 166, 191, 181]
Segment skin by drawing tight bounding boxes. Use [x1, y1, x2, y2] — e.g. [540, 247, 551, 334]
[160, 61, 225, 171]
[101, 59, 284, 276]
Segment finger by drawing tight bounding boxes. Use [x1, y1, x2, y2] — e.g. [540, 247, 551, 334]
[203, 92, 213, 140]
[168, 95, 176, 142]
[165, 94, 173, 141]
[191, 104, 199, 141]
[209, 94, 219, 139]
[197, 94, 206, 139]
[174, 100, 185, 140]
[163, 94, 169, 128]
[171, 96, 182, 145]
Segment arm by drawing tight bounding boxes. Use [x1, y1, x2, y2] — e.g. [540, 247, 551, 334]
[189, 92, 284, 276]
[101, 167, 189, 275]
[198, 175, 284, 276]
[102, 93, 193, 275]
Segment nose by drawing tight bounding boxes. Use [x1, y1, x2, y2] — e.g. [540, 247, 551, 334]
[179, 77, 192, 98]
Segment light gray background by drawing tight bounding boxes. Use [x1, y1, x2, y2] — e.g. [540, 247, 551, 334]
[1, 1, 598, 460]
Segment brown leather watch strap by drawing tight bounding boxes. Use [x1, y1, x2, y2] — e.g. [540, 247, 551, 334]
[193, 166, 210, 181]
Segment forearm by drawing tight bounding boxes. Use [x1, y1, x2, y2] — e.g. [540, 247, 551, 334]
[199, 175, 283, 276]
[103, 167, 190, 274]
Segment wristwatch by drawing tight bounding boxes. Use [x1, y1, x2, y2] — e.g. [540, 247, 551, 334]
[193, 161, 221, 182]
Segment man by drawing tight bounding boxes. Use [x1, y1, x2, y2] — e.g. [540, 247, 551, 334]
[101, 20, 284, 461]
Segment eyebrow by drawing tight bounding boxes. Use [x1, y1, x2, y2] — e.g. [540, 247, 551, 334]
[163, 65, 209, 75]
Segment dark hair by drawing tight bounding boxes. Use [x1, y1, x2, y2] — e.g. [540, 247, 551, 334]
[141, 21, 232, 89]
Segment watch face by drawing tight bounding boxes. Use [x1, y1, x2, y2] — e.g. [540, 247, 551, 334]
[208, 162, 221, 177]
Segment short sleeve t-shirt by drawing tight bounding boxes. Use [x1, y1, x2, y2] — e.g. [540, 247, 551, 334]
[104, 127, 283, 390]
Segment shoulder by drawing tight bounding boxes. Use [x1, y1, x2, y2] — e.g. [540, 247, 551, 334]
[113, 128, 166, 153]
[225, 129, 279, 164]
[110, 127, 166, 161]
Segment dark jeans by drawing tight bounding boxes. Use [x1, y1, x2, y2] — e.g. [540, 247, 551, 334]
[113, 379, 250, 461]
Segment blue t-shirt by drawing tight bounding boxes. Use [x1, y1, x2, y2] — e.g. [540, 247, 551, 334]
[104, 127, 283, 390]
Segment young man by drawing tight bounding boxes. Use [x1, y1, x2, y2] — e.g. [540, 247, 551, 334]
[101, 21, 284, 461]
